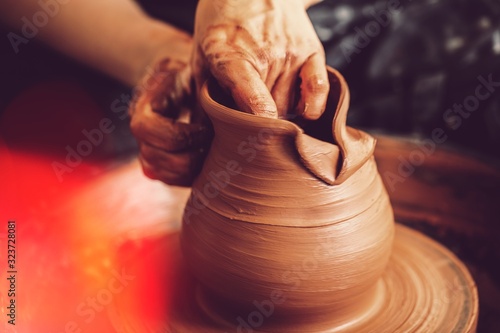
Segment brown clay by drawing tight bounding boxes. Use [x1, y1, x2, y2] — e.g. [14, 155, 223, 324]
[165, 225, 478, 333]
[181, 68, 394, 322]
[174, 68, 479, 332]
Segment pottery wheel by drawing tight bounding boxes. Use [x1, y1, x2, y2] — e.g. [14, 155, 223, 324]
[108, 224, 477, 333]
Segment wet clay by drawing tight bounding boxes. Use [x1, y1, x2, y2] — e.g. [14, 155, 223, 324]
[176, 68, 478, 332]
[162, 225, 477, 333]
[181, 68, 393, 317]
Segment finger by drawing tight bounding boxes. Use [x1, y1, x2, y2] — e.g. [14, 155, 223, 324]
[149, 94, 181, 118]
[296, 52, 329, 120]
[192, 46, 210, 98]
[139, 144, 206, 186]
[210, 59, 278, 118]
[263, 51, 287, 91]
[140, 142, 204, 175]
[139, 155, 194, 187]
[191, 48, 212, 125]
[130, 105, 209, 152]
[271, 68, 300, 118]
[136, 58, 191, 118]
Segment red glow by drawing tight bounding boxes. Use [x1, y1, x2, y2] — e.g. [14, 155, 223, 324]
[0, 145, 184, 333]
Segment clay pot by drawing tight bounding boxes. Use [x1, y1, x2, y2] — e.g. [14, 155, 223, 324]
[180, 68, 395, 327]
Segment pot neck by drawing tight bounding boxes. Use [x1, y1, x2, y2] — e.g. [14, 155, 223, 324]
[199, 67, 376, 185]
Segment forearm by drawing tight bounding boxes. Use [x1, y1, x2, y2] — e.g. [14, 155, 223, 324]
[0, 0, 192, 86]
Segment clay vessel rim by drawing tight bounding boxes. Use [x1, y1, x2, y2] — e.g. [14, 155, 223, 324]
[199, 68, 378, 186]
[200, 80, 305, 134]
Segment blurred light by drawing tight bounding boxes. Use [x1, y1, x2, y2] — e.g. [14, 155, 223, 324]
[493, 30, 500, 55]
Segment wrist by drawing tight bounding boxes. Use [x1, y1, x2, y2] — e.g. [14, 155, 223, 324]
[134, 18, 193, 86]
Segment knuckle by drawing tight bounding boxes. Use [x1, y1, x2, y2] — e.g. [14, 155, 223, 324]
[171, 128, 190, 146]
[140, 154, 191, 186]
[252, 46, 271, 69]
[305, 74, 329, 95]
[130, 113, 154, 140]
[161, 167, 193, 186]
[201, 25, 231, 52]
[129, 89, 147, 117]
[139, 158, 159, 181]
[170, 153, 190, 171]
[155, 58, 186, 74]
[139, 144, 155, 161]
[285, 48, 300, 63]
[267, 48, 296, 67]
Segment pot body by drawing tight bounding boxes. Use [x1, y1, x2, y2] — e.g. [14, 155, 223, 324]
[180, 69, 395, 317]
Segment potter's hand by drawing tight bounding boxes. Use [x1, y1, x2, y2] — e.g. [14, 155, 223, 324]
[192, 0, 328, 119]
[130, 59, 210, 186]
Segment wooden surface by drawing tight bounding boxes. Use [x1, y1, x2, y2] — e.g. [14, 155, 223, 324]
[374, 136, 500, 237]
[374, 136, 500, 333]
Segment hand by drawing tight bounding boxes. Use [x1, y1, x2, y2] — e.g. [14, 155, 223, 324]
[192, 0, 329, 119]
[130, 58, 211, 186]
